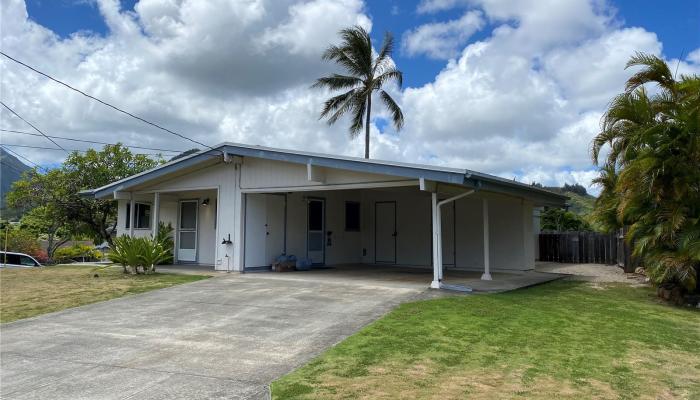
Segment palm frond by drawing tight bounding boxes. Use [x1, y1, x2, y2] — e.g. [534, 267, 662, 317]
[312, 74, 363, 91]
[625, 51, 675, 94]
[379, 90, 404, 131]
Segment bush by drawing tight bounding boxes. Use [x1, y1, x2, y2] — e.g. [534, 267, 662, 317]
[31, 249, 49, 264]
[53, 244, 102, 264]
[2, 227, 41, 255]
[109, 235, 170, 274]
[154, 222, 174, 264]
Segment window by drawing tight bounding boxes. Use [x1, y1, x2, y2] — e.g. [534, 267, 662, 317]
[2, 253, 20, 265]
[19, 255, 38, 266]
[125, 202, 151, 229]
[345, 201, 360, 231]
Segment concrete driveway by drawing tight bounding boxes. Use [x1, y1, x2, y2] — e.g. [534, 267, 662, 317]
[0, 273, 423, 399]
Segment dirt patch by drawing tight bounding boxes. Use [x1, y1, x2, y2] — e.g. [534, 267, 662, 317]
[309, 362, 620, 400]
[536, 262, 647, 284]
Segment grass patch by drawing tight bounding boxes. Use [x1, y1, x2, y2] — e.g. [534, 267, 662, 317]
[272, 281, 700, 399]
[0, 264, 208, 323]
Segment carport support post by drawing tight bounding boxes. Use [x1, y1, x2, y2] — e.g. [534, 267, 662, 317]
[482, 197, 492, 280]
[152, 192, 160, 238]
[431, 192, 441, 289]
[129, 195, 135, 237]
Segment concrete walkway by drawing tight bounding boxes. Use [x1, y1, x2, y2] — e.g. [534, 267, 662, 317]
[0, 274, 423, 400]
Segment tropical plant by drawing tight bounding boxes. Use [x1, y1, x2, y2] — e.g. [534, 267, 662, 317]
[591, 52, 700, 291]
[314, 25, 404, 159]
[109, 235, 141, 274]
[153, 221, 174, 264]
[109, 235, 169, 274]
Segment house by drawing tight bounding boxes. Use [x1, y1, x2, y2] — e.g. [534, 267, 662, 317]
[83, 143, 567, 288]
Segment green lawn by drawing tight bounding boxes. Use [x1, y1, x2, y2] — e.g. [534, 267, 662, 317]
[0, 264, 208, 323]
[272, 281, 700, 400]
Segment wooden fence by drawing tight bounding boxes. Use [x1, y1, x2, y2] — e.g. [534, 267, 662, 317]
[538, 231, 632, 268]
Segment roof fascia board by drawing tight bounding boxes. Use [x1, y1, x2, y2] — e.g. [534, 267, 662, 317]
[92, 151, 221, 199]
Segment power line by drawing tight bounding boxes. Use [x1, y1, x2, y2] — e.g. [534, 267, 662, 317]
[0, 51, 219, 153]
[1, 129, 186, 154]
[1, 144, 41, 169]
[0, 142, 172, 157]
[0, 160, 28, 175]
[1, 101, 67, 152]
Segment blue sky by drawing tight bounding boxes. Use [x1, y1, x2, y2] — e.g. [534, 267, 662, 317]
[24, 0, 700, 89]
[3, 0, 700, 193]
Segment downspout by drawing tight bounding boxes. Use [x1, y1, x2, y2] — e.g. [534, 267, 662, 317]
[431, 189, 475, 289]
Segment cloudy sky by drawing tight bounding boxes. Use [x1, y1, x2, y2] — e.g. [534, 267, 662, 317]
[1, 0, 699, 195]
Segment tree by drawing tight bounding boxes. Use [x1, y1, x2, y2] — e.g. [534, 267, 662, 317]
[61, 144, 161, 244]
[7, 144, 161, 247]
[540, 208, 592, 232]
[591, 52, 700, 291]
[314, 25, 404, 159]
[19, 205, 71, 261]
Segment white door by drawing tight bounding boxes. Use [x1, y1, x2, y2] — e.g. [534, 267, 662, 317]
[244, 194, 267, 267]
[306, 198, 325, 265]
[265, 195, 286, 264]
[375, 201, 396, 263]
[177, 200, 198, 262]
[441, 202, 456, 267]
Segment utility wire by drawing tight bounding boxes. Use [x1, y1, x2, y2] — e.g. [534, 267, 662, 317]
[1, 128, 185, 154]
[0, 51, 220, 153]
[0, 142, 172, 156]
[1, 144, 42, 169]
[0, 160, 27, 175]
[1, 101, 68, 152]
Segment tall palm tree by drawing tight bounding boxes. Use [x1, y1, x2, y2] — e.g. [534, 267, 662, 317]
[314, 25, 404, 159]
[591, 52, 700, 291]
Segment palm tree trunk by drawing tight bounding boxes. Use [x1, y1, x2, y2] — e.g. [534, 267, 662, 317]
[364, 95, 371, 159]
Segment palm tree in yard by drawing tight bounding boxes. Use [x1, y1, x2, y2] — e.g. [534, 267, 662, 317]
[314, 25, 404, 159]
[591, 52, 700, 291]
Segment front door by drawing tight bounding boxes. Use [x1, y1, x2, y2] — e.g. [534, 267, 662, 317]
[375, 201, 396, 263]
[306, 198, 325, 265]
[178, 200, 198, 262]
[265, 195, 286, 265]
[244, 194, 267, 267]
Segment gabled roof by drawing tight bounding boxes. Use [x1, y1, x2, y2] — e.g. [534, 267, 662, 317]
[83, 142, 568, 206]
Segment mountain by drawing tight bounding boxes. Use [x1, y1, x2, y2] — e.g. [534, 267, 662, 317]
[1, 148, 32, 220]
[543, 185, 596, 216]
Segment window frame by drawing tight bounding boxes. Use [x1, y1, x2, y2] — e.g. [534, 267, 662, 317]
[344, 201, 361, 232]
[125, 202, 152, 230]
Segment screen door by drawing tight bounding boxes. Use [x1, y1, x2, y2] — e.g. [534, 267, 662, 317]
[178, 200, 198, 262]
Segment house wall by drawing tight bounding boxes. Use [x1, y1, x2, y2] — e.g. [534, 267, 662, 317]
[240, 157, 412, 190]
[284, 190, 364, 265]
[116, 191, 217, 265]
[114, 156, 537, 272]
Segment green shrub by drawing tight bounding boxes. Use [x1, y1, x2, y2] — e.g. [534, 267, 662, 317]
[154, 222, 174, 264]
[2, 227, 41, 255]
[109, 235, 170, 274]
[53, 244, 102, 264]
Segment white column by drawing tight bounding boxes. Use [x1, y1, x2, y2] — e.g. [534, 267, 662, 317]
[152, 192, 160, 238]
[436, 203, 443, 281]
[431, 192, 441, 289]
[232, 165, 245, 271]
[482, 197, 492, 280]
[129, 195, 135, 237]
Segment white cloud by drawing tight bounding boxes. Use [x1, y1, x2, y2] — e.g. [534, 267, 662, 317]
[402, 11, 484, 59]
[1, 0, 698, 196]
[416, 0, 470, 14]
